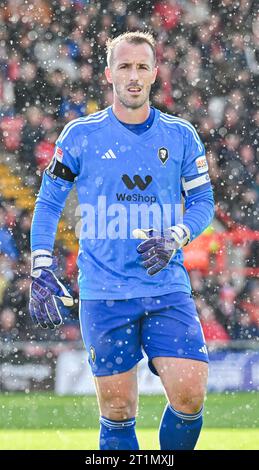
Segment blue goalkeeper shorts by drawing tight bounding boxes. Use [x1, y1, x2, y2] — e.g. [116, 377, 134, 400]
[79, 291, 209, 376]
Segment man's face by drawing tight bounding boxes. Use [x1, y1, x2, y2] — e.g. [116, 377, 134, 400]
[105, 41, 157, 110]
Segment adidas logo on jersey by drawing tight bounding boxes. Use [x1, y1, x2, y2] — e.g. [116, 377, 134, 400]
[199, 345, 207, 355]
[101, 149, 116, 159]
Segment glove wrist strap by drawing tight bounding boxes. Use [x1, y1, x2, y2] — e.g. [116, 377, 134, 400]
[31, 249, 53, 273]
[168, 224, 191, 247]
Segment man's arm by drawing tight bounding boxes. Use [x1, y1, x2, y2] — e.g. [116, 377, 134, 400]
[31, 171, 74, 253]
[181, 127, 215, 240]
[30, 124, 79, 328]
[134, 124, 215, 275]
[182, 187, 214, 241]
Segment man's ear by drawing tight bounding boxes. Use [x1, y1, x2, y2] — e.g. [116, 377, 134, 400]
[105, 66, 113, 84]
[151, 66, 158, 85]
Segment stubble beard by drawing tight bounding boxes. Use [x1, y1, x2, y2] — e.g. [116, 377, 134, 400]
[114, 84, 151, 110]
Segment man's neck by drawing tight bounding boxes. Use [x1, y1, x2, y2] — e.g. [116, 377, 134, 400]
[112, 99, 150, 124]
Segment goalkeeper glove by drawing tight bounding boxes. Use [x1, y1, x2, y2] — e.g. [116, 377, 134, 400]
[29, 250, 74, 329]
[133, 224, 190, 276]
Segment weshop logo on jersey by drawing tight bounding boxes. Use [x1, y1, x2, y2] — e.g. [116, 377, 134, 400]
[74, 197, 184, 240]
[116, 174, 157, 204]
[122, 174, 152, 190]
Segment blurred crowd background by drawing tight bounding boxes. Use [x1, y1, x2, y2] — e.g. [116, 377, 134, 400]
[0, 0, 258, 347]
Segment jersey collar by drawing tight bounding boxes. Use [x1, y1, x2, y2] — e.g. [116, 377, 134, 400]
[107, 105, 161, 141]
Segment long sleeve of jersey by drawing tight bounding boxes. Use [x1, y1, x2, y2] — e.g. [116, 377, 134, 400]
[31, 121, 80, 252]
[180, 122, 215, 240]
[183, 188, 214, 241]
[31, 173, 74, 251]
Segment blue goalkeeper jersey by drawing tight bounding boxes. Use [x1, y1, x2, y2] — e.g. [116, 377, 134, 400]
[31, 106, 214, 300]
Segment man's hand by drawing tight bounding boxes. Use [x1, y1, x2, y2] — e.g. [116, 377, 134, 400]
[29, 250, 74, 329]
[133, 225, 190, 276]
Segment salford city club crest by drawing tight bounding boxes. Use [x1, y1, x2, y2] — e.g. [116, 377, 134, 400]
[158, 147, 169, 165]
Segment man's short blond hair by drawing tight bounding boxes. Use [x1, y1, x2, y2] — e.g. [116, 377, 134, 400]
[106, 31, 156, 67]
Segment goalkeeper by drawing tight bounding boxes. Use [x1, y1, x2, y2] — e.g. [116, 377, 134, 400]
[30, 31, 214, 450]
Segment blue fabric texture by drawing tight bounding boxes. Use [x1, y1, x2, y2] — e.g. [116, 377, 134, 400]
[118, 107, 155, 134]
[99, 416, 139, 450]
[79, 292, 208, 377]
[31, 106, 215, 300]
[159, 403, 203, 450]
